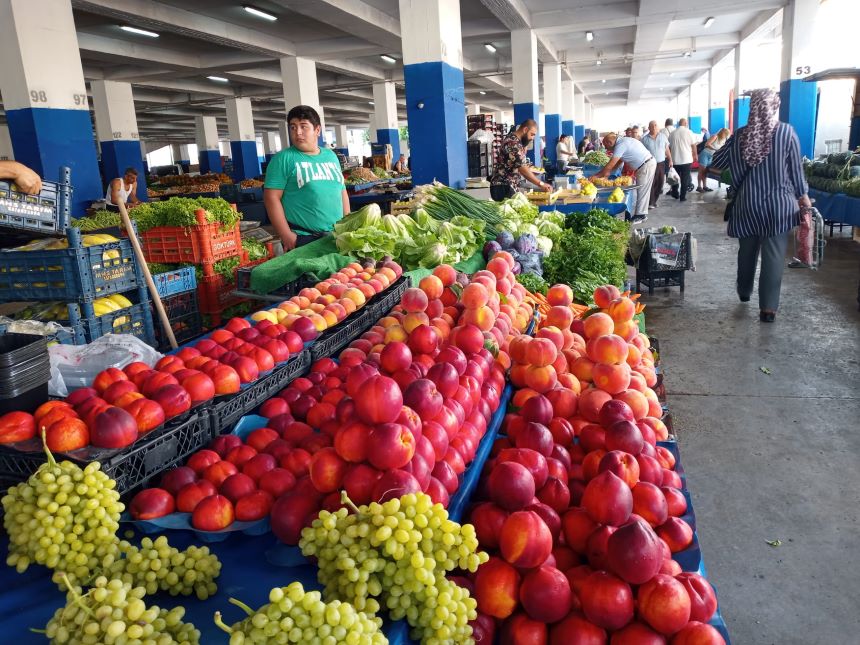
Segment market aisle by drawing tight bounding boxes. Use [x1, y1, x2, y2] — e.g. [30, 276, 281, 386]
[640, 188, 860, 644]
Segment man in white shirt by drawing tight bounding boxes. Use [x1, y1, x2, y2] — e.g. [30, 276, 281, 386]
[594, 133, 656, 224]
[668, 118, 699, 202]
[641, 121, 673, 209]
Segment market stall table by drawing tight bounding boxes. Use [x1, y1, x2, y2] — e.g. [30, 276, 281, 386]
[808, 188, 860, 231]
[347, 188, 413, 214]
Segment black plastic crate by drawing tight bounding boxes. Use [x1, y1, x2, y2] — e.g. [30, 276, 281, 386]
[310, 306, 375, 361]
[211, 349, 311, 433]
[0, 166, 72, 236]
[235, 266, 308, 296]
[0, 411, 213, 495]
[154, 292, 202, 350]
[366, 275, 410, 321]
[0, 227, 142, 301]
[634, 233, 693, 295]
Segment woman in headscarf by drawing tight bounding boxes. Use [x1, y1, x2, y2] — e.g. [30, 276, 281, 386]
[712, 89, 811, 322]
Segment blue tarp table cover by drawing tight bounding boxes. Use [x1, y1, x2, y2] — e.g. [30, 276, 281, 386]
[539, 202, 629, 217]
[808, 189, 860, 226]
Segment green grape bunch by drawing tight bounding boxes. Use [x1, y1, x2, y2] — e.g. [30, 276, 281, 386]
[41, 574, 200, 645]
[214, 582, 387, 645]
[299, 493, 489, 645]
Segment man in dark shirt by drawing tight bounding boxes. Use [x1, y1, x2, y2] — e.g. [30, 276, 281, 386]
[489, 119, 552, 201]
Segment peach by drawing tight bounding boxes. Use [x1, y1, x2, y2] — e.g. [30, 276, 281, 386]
[598, 450, 640, 488]
[580, 570, 634, 631]
[670, 622, 726, 645]
[571, 356, 595, 381]
[660, 559, 683, 577]
[45, 417, 89, 452]
[547, 305, 574, 330]
[418, 274, 444, 299]
[546, 387, 578, 419]
[637, 454, 665, 487]
[593, 362, 632, 395]
[499, 510, 553, 569]
[655, 445, 677, 469]
[586, 524, 617, 570]
[308, 447, 348, 493]
[656, 517, 694, 553]
[503, 612, 547, 644]
[662, 487, 688, 517]
[525, 364, 558, 394]
[562, 507, 598, 554]
[130, 488, 175, 520]
[612, 621, 667, 644]
[496, 448, 549, 490]
[593, 284, 622, 308]
[578, 388, 613, 423]
[608, 297, 636, 322]
[615, 389, 649, 420]
[592, 334, 629, 365]
[607, 519, 663, 584]
[550, 611, 607, 645]
[470, 502, 509, 549]
[637, 574, 691, 636]
[525, 337, 558, 367]
[582, 312, 614, 339]
[582, 470, 633, 526]
[191, 494, 234, 531]
[676, 573, 718, 624]
[488, 461, 536, 511]
[606, 420, 644, 455]
[547, 283, 574, 306]
[632, 482, 670, 527]
[474, 556, 521, 619]
[401, 287, 429, 312]
[520, 565, 572, 623]
[581, 448, 607, 481]
[536, 325, 564, 350]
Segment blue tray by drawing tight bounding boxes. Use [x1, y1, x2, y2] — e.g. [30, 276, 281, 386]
[153, 266, 197, 298]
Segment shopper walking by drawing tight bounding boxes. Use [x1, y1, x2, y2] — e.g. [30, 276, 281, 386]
[489, 119, 551, 201]
[711, 89, 810, 322]
[594, 133, 656, 225]
[555, 134, 576, 173]
[696, 128, 729, 192]
[641, 121, 672, 209]
[668, 118, 698, 201]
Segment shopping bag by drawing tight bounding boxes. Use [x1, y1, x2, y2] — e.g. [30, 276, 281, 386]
[790, 207, 825, 269]
[666, 167, 680, 186]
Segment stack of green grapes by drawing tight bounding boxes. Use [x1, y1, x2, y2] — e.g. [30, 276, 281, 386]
[214, 581, 387, 645]
[2, 443, 221, 599]
[299, 493, 489, 645]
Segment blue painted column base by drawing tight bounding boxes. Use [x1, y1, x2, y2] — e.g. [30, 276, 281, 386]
[733, 98, 751, 130]
[780, 79, 818, 159]
[6, 107, 102, 215]
[513, 103, 540, 164]
[198, 149, 222, 174]
[562, 120, 574, 137]
[544, 114, 562, 167]
[574, 125, 585, 143]
[101, 140, 148, 202]
[689, 116, 702, 135]
[709, 108, 728, 134]
[403, 61, 468, 188]
[375, 129, 401, 163]
[230, 141, 261, 181]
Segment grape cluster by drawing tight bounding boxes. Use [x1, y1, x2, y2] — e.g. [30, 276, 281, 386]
[299, 493, 488, 645]
[44, 574, 200, 644]
[214, 581, 386, 645]
[2, 447, 221, 598]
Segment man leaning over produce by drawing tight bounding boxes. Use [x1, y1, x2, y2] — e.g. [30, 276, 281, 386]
[489, 119, 552, 201]
[594, 133, 656, 225]
[264, 105, 351, 250]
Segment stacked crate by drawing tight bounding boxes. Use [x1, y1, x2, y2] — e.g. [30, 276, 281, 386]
[467, 114, 508, 174]
[151, 266, 202, 350]
[467, 140, 491, 179]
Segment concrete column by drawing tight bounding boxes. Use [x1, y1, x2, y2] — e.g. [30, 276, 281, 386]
[195, 115, 222, 174]
[575, 92, 586, 142]
[277, 121, 290, 149]
[140, 140, 149, 175]
[180, 145, 193, 164]
[561, 80, 575, 137]
[779, 0, 819, 157]
[467, 104, 481, 116]
[170, 144, 184, 165]
[687, 84, 702, 134]
[226, 97, 260, 180]
[0, 125, 13, 161]
[543, 62, 562, 167]
[709, 69, 728, 134]
[219, 140, 232, 159]
[511, 28, 540, 163]
[399, 0, 468, 188]
[281, 56, 325, 144]
[91, 80, 146, 201]
[335, 125, 349, 148]
[0, 0, 101, 214]
[733, 45, 751, 130]
[373, 81, 401, 160]
[263, 132, 279, 161]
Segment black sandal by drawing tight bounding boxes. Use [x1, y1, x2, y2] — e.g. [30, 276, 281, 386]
[759, 311, 776, 323]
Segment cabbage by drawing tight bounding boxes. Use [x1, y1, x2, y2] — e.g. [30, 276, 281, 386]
[496, 230, 515, 249]
[484, 240, 502, 259]
[419, 243, 447, 267]
[514, 233, 538, 255]
[521, 223, 540, 238]
[334, 203, 382, 234]
[536, 235, 553, 254]
[537, 220, 563, 241]
[512, 262, 522, 275]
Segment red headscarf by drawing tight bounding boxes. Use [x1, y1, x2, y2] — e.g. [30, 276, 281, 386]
[739, 89, 781, 167]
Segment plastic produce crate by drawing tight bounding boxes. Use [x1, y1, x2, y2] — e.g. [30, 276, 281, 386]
[211, 349, 311, 433]
[153, 291, 202, 350]
[365, 275, 411, 321]
[136, 209, 242, 266]
[0, 227, 142, 301]
[54, 286, 156, 346]
[634, 232, 693, 295]
[0, 411, 212, 495]
[309, 307, 375, 361]
[0, 166, 72, 236]
[197, 272, 245, 315]
[152, 266, 197, 298]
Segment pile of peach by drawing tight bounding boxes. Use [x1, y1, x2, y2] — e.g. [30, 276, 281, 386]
[246, 260, 404, 338]
[459, 285, 725, 644]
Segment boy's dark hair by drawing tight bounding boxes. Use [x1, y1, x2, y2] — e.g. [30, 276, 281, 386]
[124, 167, 138, 176]
[287, 105, 321, 128]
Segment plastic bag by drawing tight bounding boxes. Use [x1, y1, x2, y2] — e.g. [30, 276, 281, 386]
[790, 207, 824, 269]
[49, 334, 163, 397]
[468, 128, 495, 146]
[666, 167, 680, 186]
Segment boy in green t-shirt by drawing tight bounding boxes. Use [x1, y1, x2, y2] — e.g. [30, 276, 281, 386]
[264, 105, 350, 250]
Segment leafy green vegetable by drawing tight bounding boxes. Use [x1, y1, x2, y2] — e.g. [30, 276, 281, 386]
[242, 239, 268, 261]
[516, 273, 548, 295]
[213, 257, 240, 284]
[582, 150, 610, 166]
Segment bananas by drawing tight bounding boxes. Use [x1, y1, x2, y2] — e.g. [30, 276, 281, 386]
[16, 294, 134, 322]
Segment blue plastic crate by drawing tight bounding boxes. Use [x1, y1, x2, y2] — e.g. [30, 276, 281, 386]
[61, 286, 156, 346]
[0, 166, 71, 236]
[0, 227, 142, 301]
[153, 266, 197, 297]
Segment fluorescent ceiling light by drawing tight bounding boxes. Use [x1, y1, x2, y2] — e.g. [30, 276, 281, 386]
[484, 43, 497, 53]
[479, 91, 486, 95]
[684, 51, 692, 58]
[508, 100, 513, 105]
[586, 31, 594, 42]
[120, 25, 159, 38]
[670, 72, 676, 77]
[602, 79, 606, 83]
[207, 76, 229, 82]
[380, 54, 397, 64]
[244, 6, 277, 21]
[596, 59, 602, 66]
[368, 101, 374, 105]
[704, 17, 715, 28]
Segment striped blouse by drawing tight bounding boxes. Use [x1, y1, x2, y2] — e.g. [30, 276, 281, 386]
[711, 122, 808, 239]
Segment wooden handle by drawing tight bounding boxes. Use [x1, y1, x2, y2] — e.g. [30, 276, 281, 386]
[117, 201, 178, 350]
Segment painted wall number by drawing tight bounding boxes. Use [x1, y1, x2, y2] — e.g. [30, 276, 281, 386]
[795, 66, 811, 76]
[73, 93, 87, 106]
[29, 90, 47, 103]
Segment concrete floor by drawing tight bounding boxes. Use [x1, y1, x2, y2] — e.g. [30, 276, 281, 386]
[639, 186, 860, 644]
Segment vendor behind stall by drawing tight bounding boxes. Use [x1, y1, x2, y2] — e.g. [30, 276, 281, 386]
[489, 119, 552, 201]
[264, 105, 350, 250]
[594, 133, 656, 225]
[105, 167, 140, 207]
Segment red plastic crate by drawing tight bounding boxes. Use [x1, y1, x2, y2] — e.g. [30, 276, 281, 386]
[197, 273, 245, 314]
[137, 209, 242, 265]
